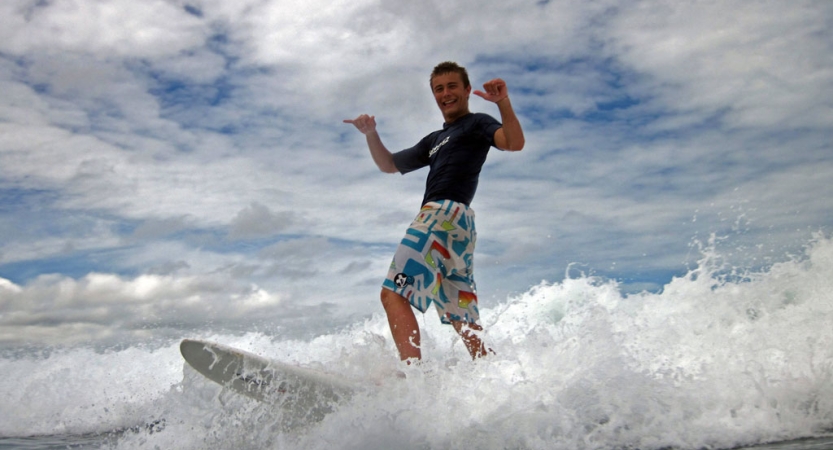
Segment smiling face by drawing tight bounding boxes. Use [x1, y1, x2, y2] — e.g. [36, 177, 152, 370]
[431, 71, 472, 124]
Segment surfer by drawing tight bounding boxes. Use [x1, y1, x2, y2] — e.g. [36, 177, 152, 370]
[344, 61, 525, 362]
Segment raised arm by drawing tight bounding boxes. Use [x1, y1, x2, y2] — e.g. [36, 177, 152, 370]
[343, 115, 398, 173]
[473, 79, 525, 152]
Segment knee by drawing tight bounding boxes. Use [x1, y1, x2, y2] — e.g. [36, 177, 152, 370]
[380, 289, 407, 311]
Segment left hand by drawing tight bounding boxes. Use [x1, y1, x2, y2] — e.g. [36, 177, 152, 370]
[343, 114, 377, 135]
[473, 78, 509, 103]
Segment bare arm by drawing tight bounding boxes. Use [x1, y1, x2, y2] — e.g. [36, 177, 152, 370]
[473, 79, 525, 152]
[343, 115, 398, 173]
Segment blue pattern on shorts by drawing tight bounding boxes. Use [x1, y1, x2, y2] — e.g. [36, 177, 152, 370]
[382, 200, 479, 324]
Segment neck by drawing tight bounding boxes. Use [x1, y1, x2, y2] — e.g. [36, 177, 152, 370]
[444, 110, 470, 124]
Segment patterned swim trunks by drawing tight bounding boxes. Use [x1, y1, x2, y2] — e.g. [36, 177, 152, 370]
[382, 199, 479, 325]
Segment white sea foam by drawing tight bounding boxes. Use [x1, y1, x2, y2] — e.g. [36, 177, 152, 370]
[1, 236, 831, 449]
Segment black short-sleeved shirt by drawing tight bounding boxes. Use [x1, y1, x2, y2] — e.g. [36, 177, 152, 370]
[392, 113, 502, 206]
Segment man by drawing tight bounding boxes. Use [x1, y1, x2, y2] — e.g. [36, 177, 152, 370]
[344, 61, 524, 363]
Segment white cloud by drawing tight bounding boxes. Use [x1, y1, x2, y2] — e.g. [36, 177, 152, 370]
[0, 0, 206, 57]
[0, 278, 22, 294]
[0, 0, 830, 346]
[228, 202, 296, 239]
[0, 272, 291, 345]
[608, 0, 833, 130]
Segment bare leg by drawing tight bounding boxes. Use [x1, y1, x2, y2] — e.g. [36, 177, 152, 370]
[380, 289, 421, 362]
[451, 320, 494, 360]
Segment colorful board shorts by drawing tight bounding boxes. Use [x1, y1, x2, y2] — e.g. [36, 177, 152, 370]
[382, 199, 479, 325]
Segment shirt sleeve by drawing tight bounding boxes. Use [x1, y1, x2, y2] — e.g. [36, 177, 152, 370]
[477, 113, 503, 148]
[392, 134, 432, 174]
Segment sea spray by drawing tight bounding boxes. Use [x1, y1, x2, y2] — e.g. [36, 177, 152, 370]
[1, 236, 831, 449]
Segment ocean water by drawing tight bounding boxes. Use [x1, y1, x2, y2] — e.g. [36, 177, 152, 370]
[1, 236, 832, 449]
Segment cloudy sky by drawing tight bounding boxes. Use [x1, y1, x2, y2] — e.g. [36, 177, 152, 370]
[0, 0, 831, 347]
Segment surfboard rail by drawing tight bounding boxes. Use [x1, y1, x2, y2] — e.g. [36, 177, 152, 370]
[179, 339, 357, 420]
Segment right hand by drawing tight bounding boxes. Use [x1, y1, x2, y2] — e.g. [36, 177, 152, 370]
[343, 114, 377, 135]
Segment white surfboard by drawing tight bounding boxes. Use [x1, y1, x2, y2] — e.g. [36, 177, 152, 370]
[180, 339, 357, 420]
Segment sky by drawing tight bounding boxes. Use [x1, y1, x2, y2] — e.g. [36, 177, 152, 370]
[0, 0, 831, 348]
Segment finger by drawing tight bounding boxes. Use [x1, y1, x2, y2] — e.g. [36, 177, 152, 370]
[344, 114, 370, 124]
[493, 80, 507, 95]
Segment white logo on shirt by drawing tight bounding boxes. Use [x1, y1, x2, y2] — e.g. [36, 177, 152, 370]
[429, 136, 450, 158]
